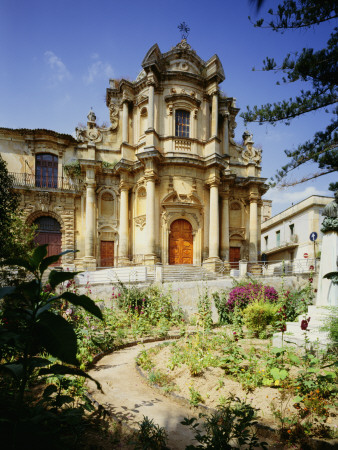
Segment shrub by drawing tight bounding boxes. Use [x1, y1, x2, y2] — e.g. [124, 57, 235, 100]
[228, 283, 278, 312]
[242, 301, 279, 337]
[197, 288, 213, 329]
[278, 288, 314, 322]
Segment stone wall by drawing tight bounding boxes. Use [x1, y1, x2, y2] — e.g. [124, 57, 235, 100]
[77, 274, 315, 322]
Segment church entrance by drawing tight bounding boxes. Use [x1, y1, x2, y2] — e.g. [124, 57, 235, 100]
[169, 219, 193, 265]
[230, 247, 241, 268]
[34, 216, 62, 264]
[100, 241, 114, 267]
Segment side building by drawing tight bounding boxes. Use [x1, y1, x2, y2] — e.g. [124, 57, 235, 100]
[261, 195, 333, 269]
[0, 39, 268, 271]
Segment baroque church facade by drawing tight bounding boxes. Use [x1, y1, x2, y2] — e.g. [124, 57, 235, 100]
[0, 40, 268, 272]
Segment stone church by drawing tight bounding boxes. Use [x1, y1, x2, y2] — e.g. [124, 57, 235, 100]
[0, 40, 268, 272]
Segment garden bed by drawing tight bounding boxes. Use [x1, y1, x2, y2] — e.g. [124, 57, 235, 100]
[136, 329, 338, 445]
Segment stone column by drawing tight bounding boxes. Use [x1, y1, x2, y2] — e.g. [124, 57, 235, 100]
[211, 92, 218, 137]
[145, 174, 156, 262]
[84, 182, 96, 268]
[122, 101, 128, 143]
[147, 83, 155, 130]
[209, 181, 220, 258]
[119, 183, 130, 263]
[221, 194, 230, 260]
[249, 197, 258, 261]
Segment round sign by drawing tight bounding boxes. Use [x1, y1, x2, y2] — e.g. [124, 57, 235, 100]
[304, 253, 309, 258]
[310, 232, 318, 242]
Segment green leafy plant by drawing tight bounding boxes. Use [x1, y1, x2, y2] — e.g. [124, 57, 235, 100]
[189, 386, 204, 407]
[63, 160, 82, 178]
[182, 395, 267, 449]
[0, 245, 103, 447]
[242, 300, 279, 337]
[197, 287, 213, 330]
[134, 415, 168, 450]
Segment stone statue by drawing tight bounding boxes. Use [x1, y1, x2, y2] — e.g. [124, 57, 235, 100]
[322, 191, 338, 218]
[321, 191, 338, 233]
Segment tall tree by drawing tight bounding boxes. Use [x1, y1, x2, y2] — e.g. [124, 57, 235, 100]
[242, 0, 338, 191]
[0, 155, 35, 263]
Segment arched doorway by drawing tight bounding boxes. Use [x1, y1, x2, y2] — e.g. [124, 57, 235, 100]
[169, 219, 193, 265]
[34, 216, 62, 263]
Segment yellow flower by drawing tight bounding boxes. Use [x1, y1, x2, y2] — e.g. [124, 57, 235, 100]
[274, 380, 280, 386]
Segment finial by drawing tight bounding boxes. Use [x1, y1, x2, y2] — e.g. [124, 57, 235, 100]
[178, 21, 190, 40]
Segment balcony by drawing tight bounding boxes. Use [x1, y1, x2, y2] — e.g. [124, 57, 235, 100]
[9, 172, 83, 193]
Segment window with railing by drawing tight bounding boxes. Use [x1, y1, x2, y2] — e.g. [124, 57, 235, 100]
[175, 110, 190, 137]
[35, 154, 58, 188]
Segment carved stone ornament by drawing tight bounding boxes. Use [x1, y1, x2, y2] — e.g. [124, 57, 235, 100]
[175, 39, 191, 51]
[135, 215, 146, 231]
[76, 107, 106, 143]
[37, 192, 51, 212]
[241, 145, 262, 165]
[228, 115, 237, 145]
[109, 102, 119, 131]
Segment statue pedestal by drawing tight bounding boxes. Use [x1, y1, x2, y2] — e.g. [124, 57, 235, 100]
[316, 231, 338, 307]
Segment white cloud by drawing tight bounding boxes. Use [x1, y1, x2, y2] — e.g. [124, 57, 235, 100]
[83, 57, 114, 85]
[265, 186, 330, 215]
[44, 51, 71, 83]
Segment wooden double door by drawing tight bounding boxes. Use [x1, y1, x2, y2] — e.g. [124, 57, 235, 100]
[169, 219, 193, 265]
[100, 241, 114, 267]
[34, 216, 62, 265]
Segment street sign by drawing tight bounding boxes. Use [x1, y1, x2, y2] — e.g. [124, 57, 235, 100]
[310, 232, 318, 241]
[304, 253, 309, 258]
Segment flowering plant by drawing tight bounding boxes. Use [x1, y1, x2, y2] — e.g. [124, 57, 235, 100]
[227, 283, 278, 312]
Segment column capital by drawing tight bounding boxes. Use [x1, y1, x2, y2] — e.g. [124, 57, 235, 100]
[206, 176, 220, 188]
[119, 181, 132, 191]
[249, 194, 259, 203]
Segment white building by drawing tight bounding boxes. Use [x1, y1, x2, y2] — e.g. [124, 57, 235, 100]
[261, 195, 333, 268]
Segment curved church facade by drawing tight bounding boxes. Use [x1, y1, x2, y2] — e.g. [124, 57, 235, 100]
[0, 40, 268, 271]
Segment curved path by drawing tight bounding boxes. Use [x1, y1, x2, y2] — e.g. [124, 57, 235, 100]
[87, 341, 197, 449]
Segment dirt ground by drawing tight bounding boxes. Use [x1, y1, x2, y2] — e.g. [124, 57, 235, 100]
[148, 340, 338, 432]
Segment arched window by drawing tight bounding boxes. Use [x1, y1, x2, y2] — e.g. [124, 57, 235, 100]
[35, 154, 58, 188]
[175, 110, 190, 137]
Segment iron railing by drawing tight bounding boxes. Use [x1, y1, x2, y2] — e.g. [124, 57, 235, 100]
[9, 172, 83, 193]
[217, 258, 318, 276]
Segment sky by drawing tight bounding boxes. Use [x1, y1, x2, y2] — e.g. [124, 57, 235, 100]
[0, 0, 336, 215]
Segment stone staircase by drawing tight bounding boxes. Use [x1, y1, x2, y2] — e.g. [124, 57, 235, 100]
[272, 305, 333, 351]
[161, 265, 219, 282]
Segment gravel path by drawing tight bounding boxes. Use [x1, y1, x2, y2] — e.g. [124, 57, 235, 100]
[87, 341, 197, 449]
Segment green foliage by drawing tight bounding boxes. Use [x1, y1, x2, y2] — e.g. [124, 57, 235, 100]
[243, 0, 337, 188]
[63, 160, 82, 178]
[242, 300, 279, 337]
[0, 245, 103, 447]
[134, 416, 168, 450]
[0, 155, 18, 252]
[197, 287, 213, 330]
[189, 386, 204, 406]
[182, 396, 267, 449]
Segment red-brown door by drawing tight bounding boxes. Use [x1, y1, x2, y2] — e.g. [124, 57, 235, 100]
[100, 241, 114, 267]
[169, 219, 193, 265]
[34, 217, 62, 265]
[229, 247, 241, 268]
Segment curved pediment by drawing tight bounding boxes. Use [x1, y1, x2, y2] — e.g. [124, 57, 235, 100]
[162, 190, 202, 206]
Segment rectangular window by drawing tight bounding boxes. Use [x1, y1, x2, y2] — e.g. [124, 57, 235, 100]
[175, 110, 190, 137]
[264, 236, 268, 250]
[276, 230, 280, 247]
[289, 224, 294, 236]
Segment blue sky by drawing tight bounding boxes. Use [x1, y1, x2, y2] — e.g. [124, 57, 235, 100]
[0, 0, 335, 214]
